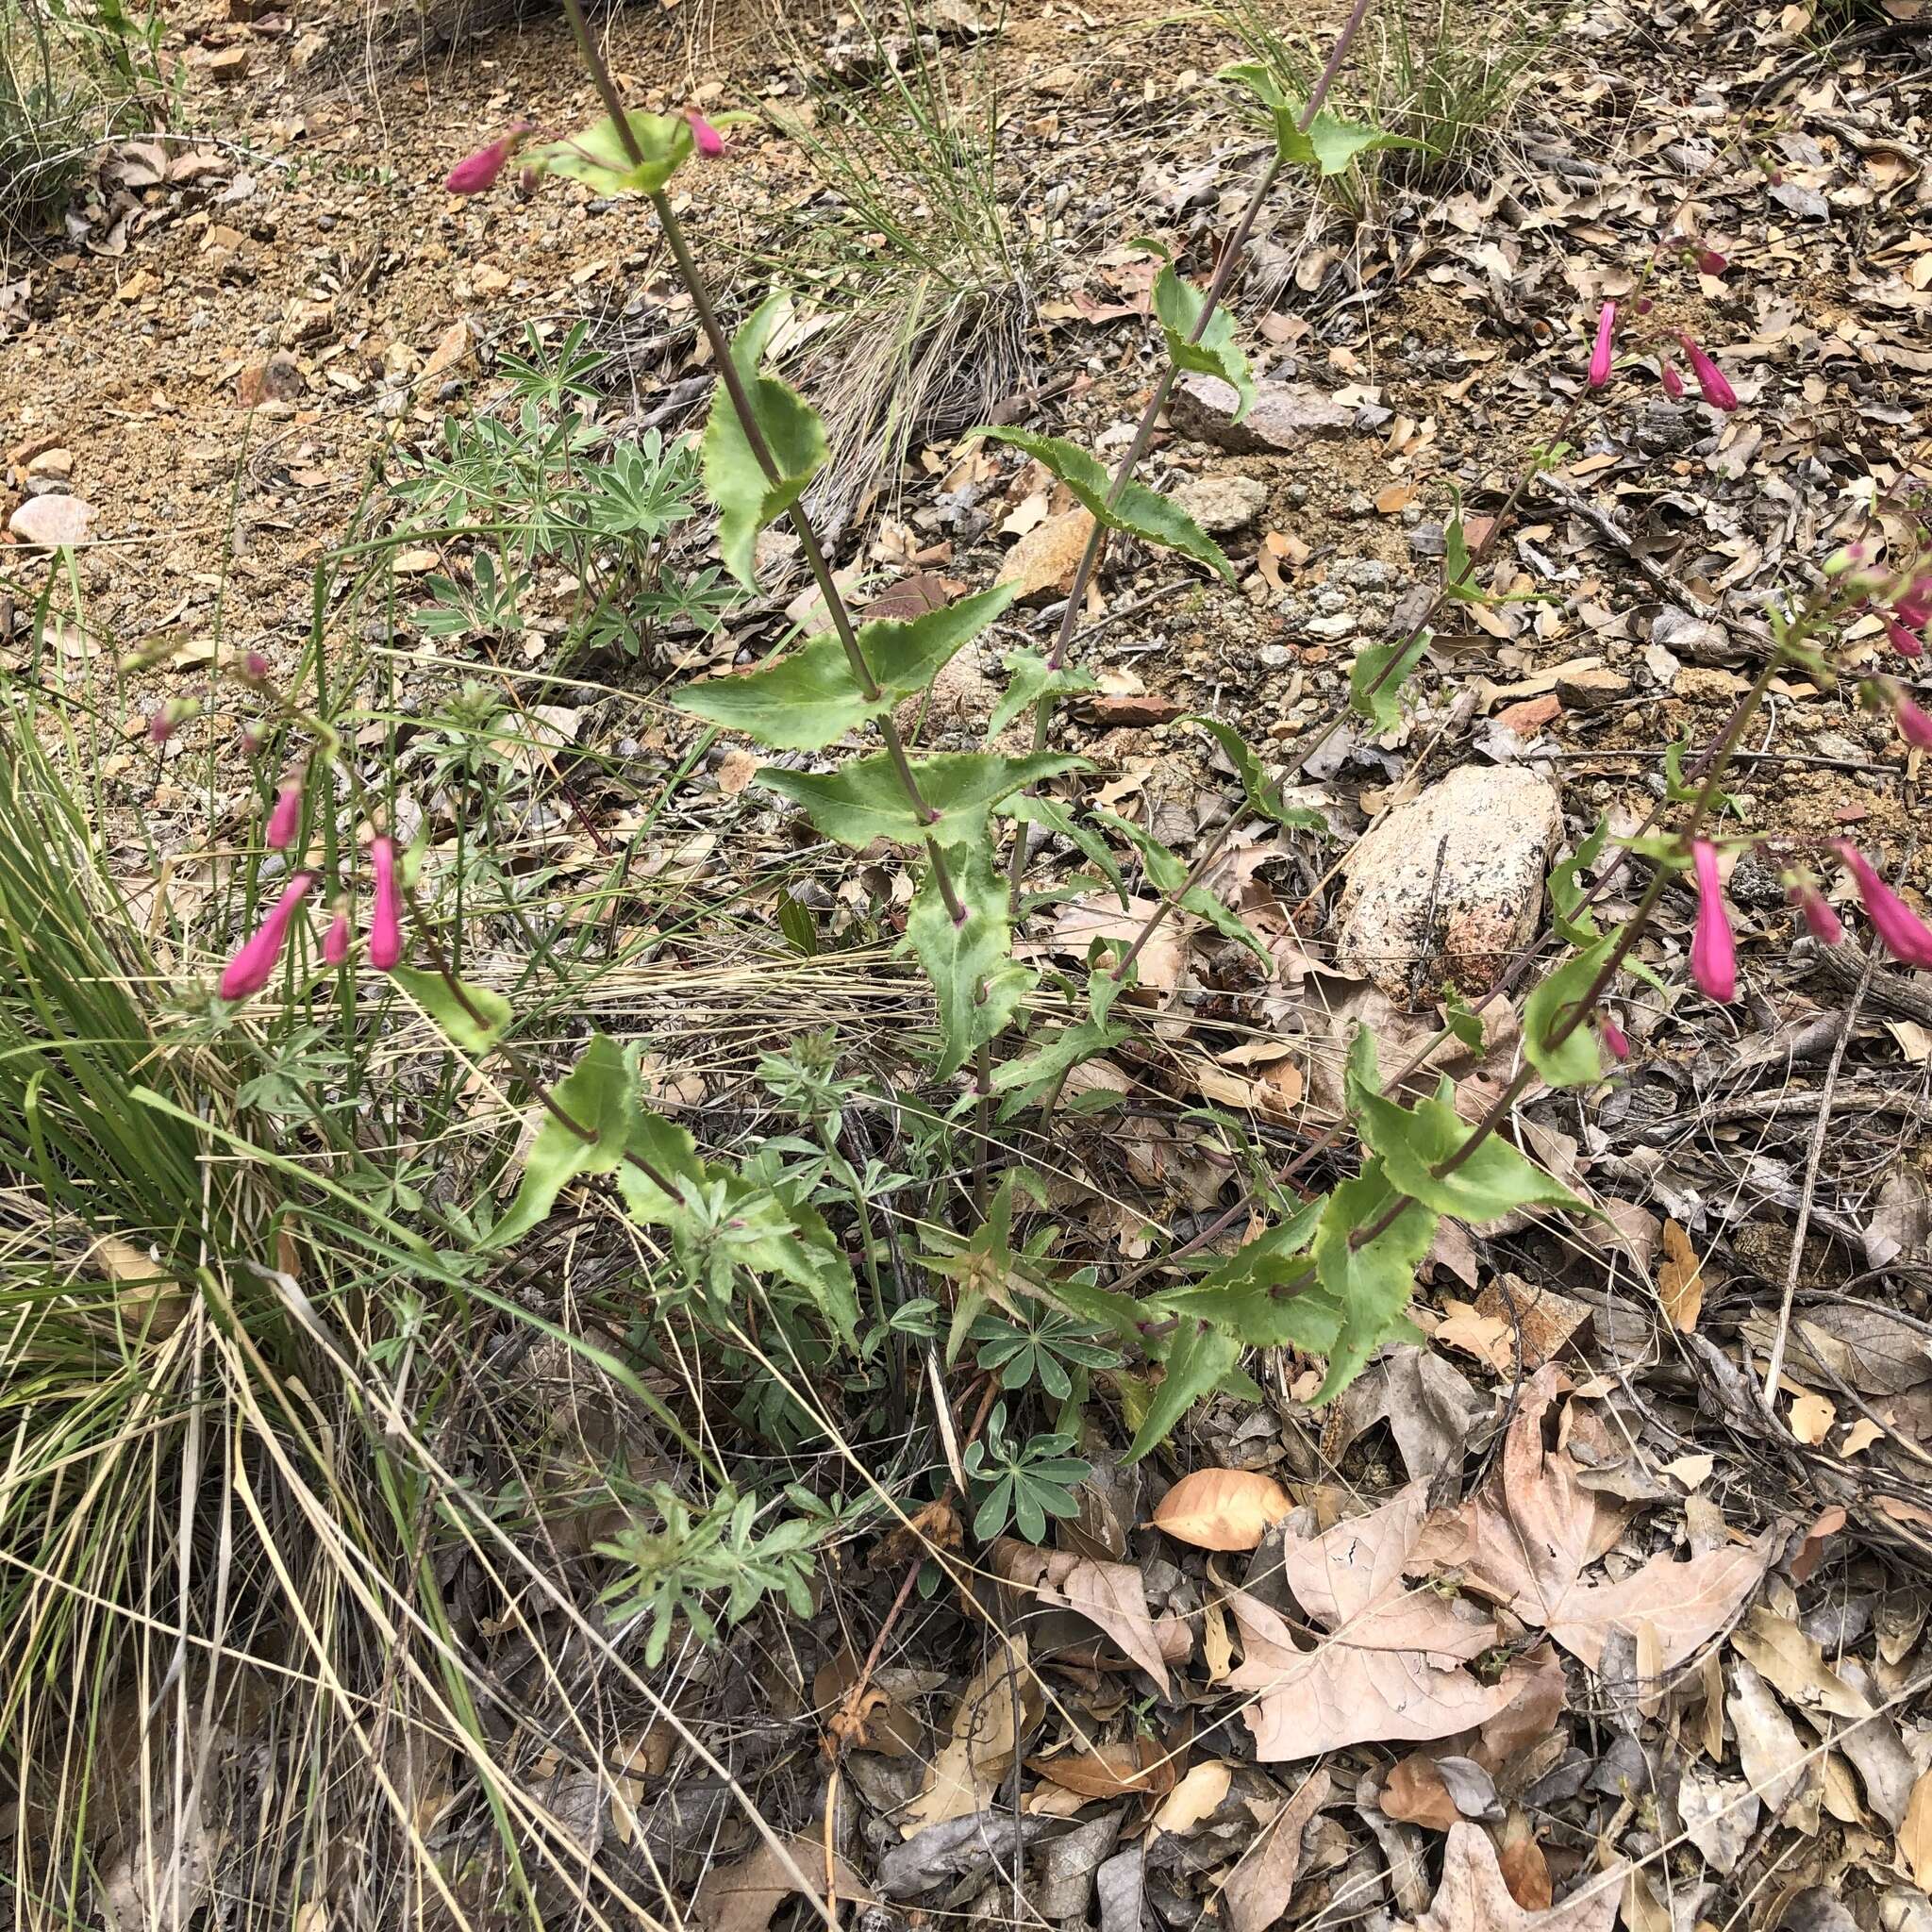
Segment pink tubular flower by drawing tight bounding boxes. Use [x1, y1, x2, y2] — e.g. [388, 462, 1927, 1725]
[369, 836, 404, 971]
[1790, 882, 1843, 947]
[1837, 841, 1932, 969]
[323, 910, 351, 967]
[242, 650, 270, 683]
[1677, 332, 1738, 411]
[445, 129, 525, 195]
[1689, 841, 1737, 1002]
[220, 874, 313, 1002]
[265, 782, 302, 850]
[683, 107, 725, 157]
[1889, 618, 1925, 659]
[1660, 358, 1685, 401]
[1587, 301, 1616, 389]
[1600, 1014, 1631, 1061]
[1895, 691, 1932, 749]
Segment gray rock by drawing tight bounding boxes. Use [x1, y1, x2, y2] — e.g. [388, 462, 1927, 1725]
[1334, 765, 1563, 1004]
[1306, 612, 1357, 640]
[1170, 471, 1269, 535]
[1170, 373, 1355, 455]
[1259, 643, 1293, 670]
[1554, 664, 1633, 710]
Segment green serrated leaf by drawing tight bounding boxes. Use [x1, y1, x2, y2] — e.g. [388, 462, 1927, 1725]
[1151, 260, 1256, 424]
[678, 585, 1015, 751]
[991, 649, 1100, 740]
[1091, 807, 1272, 967]
[991, 1014, 1129, 1119]
[971, 425, 1234, 583]
[702, 294, 828, 590]
[1308, 1162, 1438, 1402]
[760, 750, 1086, 850]
[389, 965, 511, 1058]
[1150, 1197, 1332, 1349]
[1356, 1079, 1584, 1224]
[483, 1034, 638, 1249]
[1441, 993, 1486, 1052]
[1185, 715, 1327, 833]
[904, 840, 1036, 1076]
[1349, 632, 1430, 730]
[1549, 817, 1608, 947]
[1222, 63, 1426, 176]
[527, 111, 694, 195]
[997, 792, 1126, 906]
[1523, 932, 1617, 1089]
[1124, 1321, 1241, 1463]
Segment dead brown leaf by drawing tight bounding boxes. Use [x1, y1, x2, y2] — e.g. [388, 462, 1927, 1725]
[1027, 1735, 1174, 1799]
[1380, 1755, 1461, 1831]
[1223, 1770, 1330, 1932]
[691, 1833, 874, 1932]
[1496, 1831, 1552, 1911]
[991, 1541, 1172, 1694]
[903, 1636, 1036, 1834]
[1151, 1469, 1292, 1552]
[1658, 1219, 1706, 1331]
[1904, 1766, 1932, 1890]
[1406, 1823, 1619, 1930]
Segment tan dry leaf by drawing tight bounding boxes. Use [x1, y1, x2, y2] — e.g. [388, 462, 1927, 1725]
[87, 1233, 190, 1336]
[1730, 1606, 1867, 1721]
[1905, 1767, 1932, 1890]
[903, 1635, 1033, 1835]
[1789, 1391, 1836, 1444]
[1151, 1469, 1293, 1552]
[1433, 1297, 1515, 1373]
[1150, 1759, 1231, 1834]
[1202, 1591, 1235, 1685]
[1496, 1833, 1552, 1912]
[990, 1541, 1172, 1694]
[1226, 1484, 1524, 1758]
[1407, 1823, 1620, 1931]
[691, 1833, 874, 1932]
[1658, 1220, 1706, 1331]
[1418, 1365, 1773, 1674]
[1380, 1754, 1461, 1830]
[1223, 1770, 1331, 1932]
[1842, 1418, 1884, 1456]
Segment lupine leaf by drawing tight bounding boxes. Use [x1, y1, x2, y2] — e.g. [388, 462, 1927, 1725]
[528, 111, 693, 195]
[972, 425, 1234, 583]
[390, 966, 511, 1058]
[1185, 715, 1328, 832]
[678, 586, 1016, 750]
[1523, 933, 1616, 1089]
[991, 650, 1100, 739]
[1145, 250, 1256, 424]
[759, 750, 1085, 849]
[702, 294, 829, 590]
[905, 841, 1036, 1076]
[1355, 1077, 1585, 1223]
[1308, 1162, 1438, 1401]
[1349, 632, 1430, 729]
[1124, 1321, 1241, 1463]
[484, 1033, 638, 1249]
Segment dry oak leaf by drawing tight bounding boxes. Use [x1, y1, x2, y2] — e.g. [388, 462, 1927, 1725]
[1151, 1468, 1293, 1551]
[691, 1833, 874, 1932]
[1417, 1365, 1774, 1673]
[1225, 1484, 1526, 1758]
[1405, 1823, 1620, 1931]
[991, 1541, 1173, 1695]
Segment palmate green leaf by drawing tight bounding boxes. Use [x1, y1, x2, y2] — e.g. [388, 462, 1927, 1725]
[972, 425, 1234, 584]
[702, 294, 829, 590]
[991, 650, 1100, 740]
[678, 586, 1016, 751]
[616, 1109, 860, 1345]
[1124, 1320, 1242, 1464]
[759, 750, 1085, 850]
[1349, 632, 1430, 730]
[1523, 931, 1617, 1090]
[1223, 63, 1428, 177]
[1308, 1161, 1438, 1402]
[528, 111, 694, 196]
[1185, 715, 1328, 833]
[905, 840, 1036, 1076]
[1141, 245, 1256, 424]
[389, 965, 511, 1058]
[483, 1033, 638, 1250]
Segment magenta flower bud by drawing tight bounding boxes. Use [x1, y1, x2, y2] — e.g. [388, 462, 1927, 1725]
[445, 130, 522, 195]
[1634, 295, 1654, 315]
[241, 724, 268, 757]
[1838, 842, 1932, 970]
[146, 698, 198, 744]
[1689, 841, 1737, 1002]
[1660, 359, 1685, 401]
[1896, 691, 1932, 749]
[323, 910, 351, 967]
[1600, 1015, 1631, 1061]
[369, 836, 405, 971]
[1896, 587, 1931, 631]
[1695, 248, 1728, 276]
[1587, 301, 1616, 389]
[684, 108, 725, 157]
[1677, 333, 1737, 410]
[219, 873, 313, 1002]
[1767, 168, 1784, 187]
[242, 650, 271, 683]
[1888, 618, 1925, 659]
[265, 782, 302, 850]
[1790, 883, 1843, 947]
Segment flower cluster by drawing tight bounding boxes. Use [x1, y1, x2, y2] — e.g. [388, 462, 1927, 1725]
[218, 828, 407, 1005]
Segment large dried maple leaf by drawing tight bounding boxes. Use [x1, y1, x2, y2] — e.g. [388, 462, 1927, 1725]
[1407, 1823, 1621, 1931]
[1225, 1484, 1531, 1757]
[1418, 1364, 1774, 1672]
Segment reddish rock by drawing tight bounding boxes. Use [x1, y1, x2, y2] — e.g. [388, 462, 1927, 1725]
[1494, 694, 1561, 736]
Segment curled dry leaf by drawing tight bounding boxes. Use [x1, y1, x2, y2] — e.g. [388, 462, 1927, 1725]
[1151, 1468, 1293, 1551]
[1657, 1219, 1707, 1331]
[691, 1834, 874, 1932]
[1149, 1759, 1231, 1833]
[1223, 1769, 1331, 1932]
[903, 1635, 1037, 1835]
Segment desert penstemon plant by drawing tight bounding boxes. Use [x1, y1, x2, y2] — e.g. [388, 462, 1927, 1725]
[208, 8, 1932, 1483]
